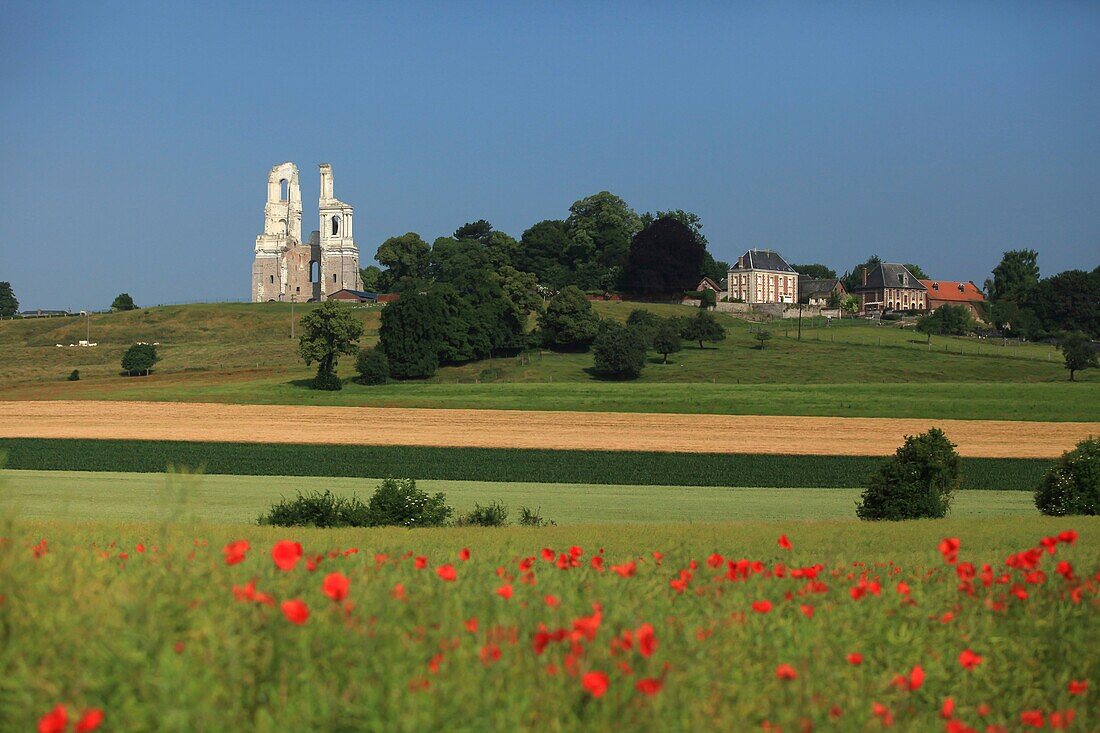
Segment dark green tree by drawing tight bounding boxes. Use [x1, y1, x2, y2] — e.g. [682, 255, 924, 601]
[359, 265, 383, 292]
[680, 309, 726, 349]
[621, 216, 705, 294]
[700, 252, 731, 283]
[1022, 269, 1100, 339]
[453, 219, 493, 243]
[375, 233, 431, 291]
[754, 330, 772, 349]
[841, 255, 882, 291]
[429, 237, 493, 283]
[68, 369, 80, 381]
[121, 343, 159, 376]
[904, 263, 929, 280]
[916, 304, 975, 343]
[699, 289, 717, 309]
[1060, 332, 1098, 382]
[988, 249, 1040, 302]
[537, 285, 600, 350]
[857, 428, 960, 520]
[297, 300, 364, 390]
[497, 266, 541, 323]
[111, 293, 137, 311]
[0, 281, 17, 318]
[793, 264, 838, 280]
[652, 318, 683, 364]
[626, 309, 661, 348]
[1035, 437, 1100, 516]
[485, 231, 521, 270]
[592, 322, 647, 379]
[355, 346, 390, 385]
[517, 220, 573, 290]
[379, 290, 446, 378]
[566, 191, 643, 273]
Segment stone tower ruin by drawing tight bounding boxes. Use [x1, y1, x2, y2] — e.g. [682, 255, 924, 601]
[251, 162, 363, 302]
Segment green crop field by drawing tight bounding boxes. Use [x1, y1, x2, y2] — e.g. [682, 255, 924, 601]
[0, 469, 1043, 524]
[2, 514, 1095, 731]
[2, 302, 1095, 421]
[0, 439, 1054, 489]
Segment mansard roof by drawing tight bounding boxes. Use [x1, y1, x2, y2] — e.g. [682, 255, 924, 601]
[729, 249, 797, 273]
[853, 263, 927, 292]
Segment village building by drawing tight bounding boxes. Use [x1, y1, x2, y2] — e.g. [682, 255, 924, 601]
[850, 263, 927, 313]
[726, 249, 799, 304]
[327, 289, 378, 304]
[798, 278, 846, 306]
[252, 162, 363, 302]
[920, 279, 986, 320]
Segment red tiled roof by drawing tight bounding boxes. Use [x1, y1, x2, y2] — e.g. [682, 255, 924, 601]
[919, 280, 986, 303]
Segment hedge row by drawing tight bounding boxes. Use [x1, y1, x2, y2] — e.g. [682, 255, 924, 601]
[0, 439, 1049, 490]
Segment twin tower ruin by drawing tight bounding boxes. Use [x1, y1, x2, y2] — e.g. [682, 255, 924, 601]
[251, 162, 364, 302]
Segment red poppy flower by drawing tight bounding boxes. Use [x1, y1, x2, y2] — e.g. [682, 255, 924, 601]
[707, 553, 724, 568]
[436, 564, 457, 581]
[847, 652, 862, 665]
[1068, 679, 1087, 695]
[871, 702, 893, 727]
[1020, 710, 1044, 728]
[459, 548, 471, 561]
[959, 649, 982, 670]
[464, 617, 478, 633]
[775, 664, 797, 681]
[272, 540, 303, 571]
[496, 584, 513, 599]
[636, 623, 657, 657]
[800, 604, 815, 618]
[38, 704, 67, 733]
[778, 535, 792, 550]
[75, 709, 104, 732]
[322, 572, 349, 602]
[940, 697, 955, 719]
[280, 598, 310, 625]
[635, 678, 663, 696]
[611, 561, 636, 578]
[752, 600, 773, 614]
[544, 594, 559, 607]
[938, 537, 960, 564]
[582, 671, 609, 697]
[892, 665, 923, 691]
[1058, 529, 1077, 544]
[414, 555, 427, 569]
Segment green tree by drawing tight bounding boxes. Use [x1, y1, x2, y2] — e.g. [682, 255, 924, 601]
[111, 293, 137, 311]
[1060, 332, 1098, 382]
[1035, 437, 1100, 516]
[566, 191, 643, 273]
[517, 220, 572, 290]
[622, 216, 706, 294]
[626, 309, 660, 348]
[904, 263, 929, 280]
[0, 281, 17, 318]
[842, 255, 882, 291]
[840, 294, 860, 316]
[699, 289, 717, 309]
[857, 428, 960, 520]
[497, 266, 541, 322]
[754, 329, 772, 349]
[485, 231, 520, 270]
[1021, 268, 1100, 339]
[359, 265, 382, 292]
[680, 309, 726, 349]
[121, 343, 158, 376]
[297, 300, 364, 390]
[379, 290, 446, 378]
[453, 219, 493, 243]
[652, 318, 683, 364]
[375, 233, 431, 291]
[916, 304, 975, 343]
[700, 252, 731, 283]
[592, 321, 647, 379]
[429, 237, 493, 283]
[988, 249, 1040, 302]
[355, 346, 390, 385]
[537, 286, 600, 350]
[792, 264, 837, 280]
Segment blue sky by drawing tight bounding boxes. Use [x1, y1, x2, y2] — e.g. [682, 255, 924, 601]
[1, 1, 1097, 309]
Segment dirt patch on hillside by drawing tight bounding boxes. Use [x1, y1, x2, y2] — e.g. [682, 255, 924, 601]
[1, 401, 1095, 458]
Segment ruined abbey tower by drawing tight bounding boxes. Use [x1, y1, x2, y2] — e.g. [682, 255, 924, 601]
[251, 162, 363, 302]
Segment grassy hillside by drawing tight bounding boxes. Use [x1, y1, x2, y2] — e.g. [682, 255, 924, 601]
[0, 301, 1095, 420]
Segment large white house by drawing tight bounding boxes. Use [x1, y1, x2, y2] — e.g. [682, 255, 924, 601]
[727, 249, 799, 304]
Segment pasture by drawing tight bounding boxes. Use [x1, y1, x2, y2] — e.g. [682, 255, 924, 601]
[1, 515, 1094, 731]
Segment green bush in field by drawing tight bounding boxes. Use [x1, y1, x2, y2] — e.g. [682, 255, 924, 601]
[355, 347, 390, 385]
[458, 500, 509, 527]
[651, 318, 682, 363]
[121, 343, 159, 376]
[67, 369, 80, 381]
[310, 371, 343, 391]
[592, 321, 647, 379]
[365, 478, 453, 527]
[258, 490, 370, 527]
[1035, 437, 1100, 516]
[625, 309, 660, 348]
[857, 428, 960, 520]
[538, 286, 600, 350]
[679, 309, 725, 349]
[518, 505, 555, 526]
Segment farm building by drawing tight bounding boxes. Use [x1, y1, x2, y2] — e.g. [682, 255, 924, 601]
[850, 263, 927, 313]
[919, 280, 986, 320]
[328, 289, 378, 303]
[798, 278, 846, 306]
[726, 249, 799, 304]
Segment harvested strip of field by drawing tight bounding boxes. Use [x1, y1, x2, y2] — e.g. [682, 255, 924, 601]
[2, 400, 1096, 458]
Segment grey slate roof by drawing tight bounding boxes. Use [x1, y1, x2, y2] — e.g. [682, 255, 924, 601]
[799, 278, 843, 299]
[728, 249, 797, 273]
[852, 263, 927, 292]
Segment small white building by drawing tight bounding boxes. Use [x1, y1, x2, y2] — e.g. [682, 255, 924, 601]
[727, 249, 799, 304]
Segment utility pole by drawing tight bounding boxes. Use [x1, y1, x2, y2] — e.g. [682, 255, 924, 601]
[290, 294, 296, 340]
[797, 303, 803, 341]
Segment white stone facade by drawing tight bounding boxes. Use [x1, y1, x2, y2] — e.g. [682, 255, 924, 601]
[251, 162, 363, 302]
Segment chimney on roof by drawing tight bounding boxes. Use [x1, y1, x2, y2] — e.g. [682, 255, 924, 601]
[738, 255, 745, 269]
[861, 267, 868, 286]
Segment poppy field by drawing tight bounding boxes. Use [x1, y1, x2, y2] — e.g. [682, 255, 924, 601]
[2, 517, 1096, 732]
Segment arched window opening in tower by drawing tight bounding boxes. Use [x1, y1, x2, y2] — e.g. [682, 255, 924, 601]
[279, 179, 288, 201]
[310, 261, 319, 283]
[331, 215, 340, 236]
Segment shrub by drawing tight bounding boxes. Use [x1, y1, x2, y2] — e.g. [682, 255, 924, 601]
[67, 369, 80, 381]
[518, 506, 555, 527]
[652, 318, 682, 364]
[856, 428, 960, 520]
[111, 293, 137, 311]
[121, 343, 158, 376]
[1060, 332, 1098, 382]
[1035, 437, 1100, 516]
[625, 309, 660, 348]
[592, 321, 647, 379]
[754, 330, 772, 349]
[538, 286, 600, 350]
[458, 500, 509, 527]
[699, 289, 717, 309]
[355, 347, 390, 385]
[365, 478, 453, 527]
[258, 490, 370, 527]
[310, 370, 343, 391]
[680, 309, 726, 348]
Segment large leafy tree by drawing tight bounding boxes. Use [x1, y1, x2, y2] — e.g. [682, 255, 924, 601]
[497, 266, 541, 322]
[793, 264, 838, 280]
[842, 255, 882, 291]
[592, 321, 647, 380]
[375, 233, 431, 292]
[700, 252, 731, 283]
[517, 220, 572, 289]
[1060, 332, 1098, 382]
[904, 263, 929, 280]
[651, 318, 683, 364]
[1021, 268, 1100, 339]
[988, 249, 1040, 302]
[379, 290, 446, 378]
[621, 216, 705, 294]
[453, 219, 493, 243]
[679, 309, 726, 349]
[917, 304, 975, 342]
[566, 191, 642, 274]
[111, 293, 137, 311]
[537, 285, 600, 350]
[297, 300, 364, 389]
[121, 343, 159, 376]
[0, 281, 17, 318]
[429, 237, 493, 284]
[359, 265, 382, 292]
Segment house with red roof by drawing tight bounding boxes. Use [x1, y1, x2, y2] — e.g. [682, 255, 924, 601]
[919, 280, 986, 320]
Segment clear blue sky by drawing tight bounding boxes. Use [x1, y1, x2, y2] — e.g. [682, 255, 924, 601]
[1, 2, 1097, 309]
